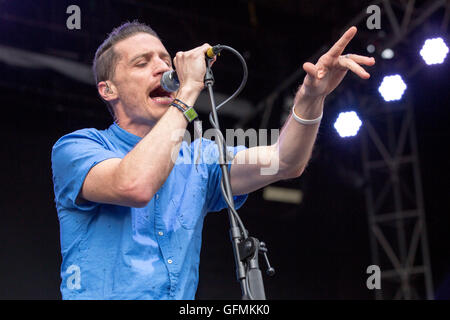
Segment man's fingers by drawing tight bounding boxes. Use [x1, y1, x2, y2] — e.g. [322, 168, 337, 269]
[303, 62, 318, 78]
[339, 56, 370, 79]
[346, 54, 375, 66]
[327, 26, 357, 58]
[209, 55, 217, 67]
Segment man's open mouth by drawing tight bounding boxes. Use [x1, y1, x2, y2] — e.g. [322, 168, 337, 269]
[149, 86, 173, 105]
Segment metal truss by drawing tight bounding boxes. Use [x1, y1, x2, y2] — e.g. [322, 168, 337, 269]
[360, 0, 447, 300]
[361, 94, 433, 300]
[237, 0, 449, 299]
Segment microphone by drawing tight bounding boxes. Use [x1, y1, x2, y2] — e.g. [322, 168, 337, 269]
[160, 45, 222, 93]
[160, 70, 179, 92]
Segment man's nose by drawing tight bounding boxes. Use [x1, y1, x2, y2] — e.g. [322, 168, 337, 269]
[153, 58, 172, 76]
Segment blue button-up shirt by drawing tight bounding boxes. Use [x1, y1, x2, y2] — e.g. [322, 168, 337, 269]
[51, 122, 247, 300]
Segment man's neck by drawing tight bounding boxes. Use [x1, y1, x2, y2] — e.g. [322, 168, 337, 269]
[115, 118, 156, 138]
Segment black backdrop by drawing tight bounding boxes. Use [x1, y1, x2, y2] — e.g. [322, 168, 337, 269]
[0, 0, 449, 299]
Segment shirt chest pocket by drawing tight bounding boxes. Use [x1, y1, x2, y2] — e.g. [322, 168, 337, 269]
[169, 169, 209, 230]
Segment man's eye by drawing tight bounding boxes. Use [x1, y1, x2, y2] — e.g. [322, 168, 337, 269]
[136, 62, 147, 67]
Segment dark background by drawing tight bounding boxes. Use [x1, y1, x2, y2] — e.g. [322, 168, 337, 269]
[0, 0, 448, 299]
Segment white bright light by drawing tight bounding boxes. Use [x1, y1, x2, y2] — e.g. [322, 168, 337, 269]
[378, 75, 407, 102]
[367, 44, 375, 53]
[420, 37, 448, 65]
[381, 48, 394, 59]
[334, 111, 362, 138]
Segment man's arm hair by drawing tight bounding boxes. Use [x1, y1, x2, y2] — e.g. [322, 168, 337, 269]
[79, 88, 198, 208]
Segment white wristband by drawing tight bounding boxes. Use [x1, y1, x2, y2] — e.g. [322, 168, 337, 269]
[292, 106, 323, 125]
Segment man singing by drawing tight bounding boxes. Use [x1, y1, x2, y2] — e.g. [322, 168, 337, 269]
[51, 21, 375, 299]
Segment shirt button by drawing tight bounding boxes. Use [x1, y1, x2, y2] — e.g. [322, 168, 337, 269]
[158, 231, 164, 236]
[167, 259, 173, 264]
[155, 194, 159, 199]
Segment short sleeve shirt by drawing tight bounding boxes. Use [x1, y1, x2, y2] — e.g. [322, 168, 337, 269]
[51, 122, 247, 299]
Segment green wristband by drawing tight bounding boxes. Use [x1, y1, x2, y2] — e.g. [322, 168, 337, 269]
[170, 101, 198, 123]
[183, 107, 198, 122]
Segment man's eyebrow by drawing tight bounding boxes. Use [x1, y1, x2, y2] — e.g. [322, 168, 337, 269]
[128, 51, 171, 65]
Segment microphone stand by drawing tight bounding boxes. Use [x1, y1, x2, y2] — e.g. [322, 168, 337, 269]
[204, 57, 274, 300]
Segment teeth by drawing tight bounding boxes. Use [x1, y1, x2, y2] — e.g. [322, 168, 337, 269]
[151, 96, 173, 104]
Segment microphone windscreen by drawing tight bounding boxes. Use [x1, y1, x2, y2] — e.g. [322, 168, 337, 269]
[161, 70, 179, 92]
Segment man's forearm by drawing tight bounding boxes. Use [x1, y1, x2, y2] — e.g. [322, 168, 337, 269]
[114, 87, 200, 202]
[277, 86, 325, 178]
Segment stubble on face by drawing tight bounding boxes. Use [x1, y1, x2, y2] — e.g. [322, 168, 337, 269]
[111, 33, 175, 131]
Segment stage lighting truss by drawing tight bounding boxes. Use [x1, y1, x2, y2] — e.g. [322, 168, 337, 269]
[241, 0, 449, 300]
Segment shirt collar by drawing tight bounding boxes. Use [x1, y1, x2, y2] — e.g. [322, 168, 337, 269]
[108, 122, 142, 148]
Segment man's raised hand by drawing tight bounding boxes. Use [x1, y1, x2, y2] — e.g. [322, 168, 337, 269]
[300, 26, 375, 98]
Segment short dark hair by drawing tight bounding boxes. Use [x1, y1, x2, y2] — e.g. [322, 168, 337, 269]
[92, 21, 160, 117]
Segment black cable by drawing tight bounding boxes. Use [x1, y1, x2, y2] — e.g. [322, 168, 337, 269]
[207, 45, 249, 239]
[207, 45, 262, 299]
[208, 45, 248, 127]
[220, 180, 248, 238]
[207, 123, 249, 238]
[245, 264, 255, 300]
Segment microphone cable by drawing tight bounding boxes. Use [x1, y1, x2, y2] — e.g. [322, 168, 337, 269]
[207, 45, 248, 128]
[206, 45, 270, 299]
[206, 45, 249, 239]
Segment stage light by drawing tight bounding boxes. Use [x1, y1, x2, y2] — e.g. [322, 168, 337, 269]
[378, 75, 407, 102]
[381, 48, 394, 59]
[367, 44, 375, 53]
[334, 111, 362, 138]
[419, 37, 448, 65]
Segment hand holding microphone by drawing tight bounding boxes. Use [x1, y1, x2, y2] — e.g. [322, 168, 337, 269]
[161, 44, 222, 92]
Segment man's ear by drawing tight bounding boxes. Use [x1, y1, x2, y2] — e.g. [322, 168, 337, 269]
[98, 81, 118, 101]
